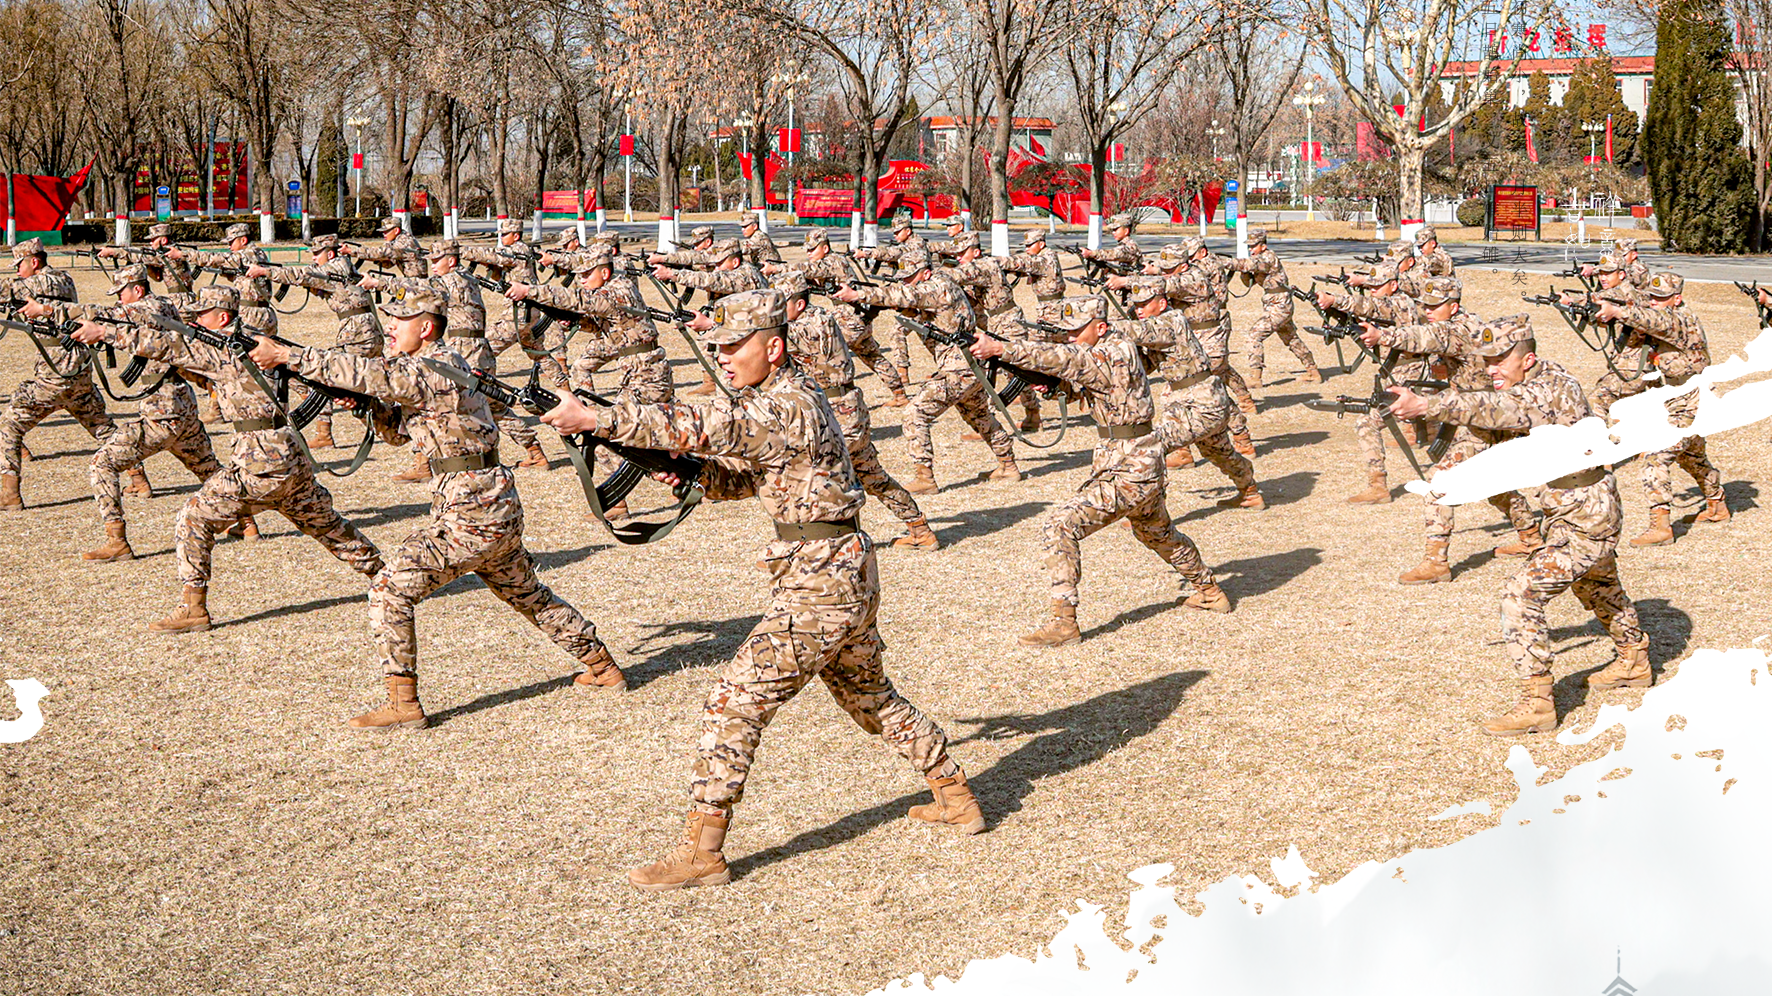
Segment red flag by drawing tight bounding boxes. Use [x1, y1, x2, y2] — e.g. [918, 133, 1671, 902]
[1524, 118, 1538, 163]
[1605, 115, 1614, 162]
[1449, 124, 1456, 165]
[1028, 133, 1046, 158]
[618, 134, 634, 156]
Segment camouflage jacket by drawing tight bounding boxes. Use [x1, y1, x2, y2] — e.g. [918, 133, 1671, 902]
[1227, 247, 1292, 308]
[666, 263, 767, 303]
[928, 238, 967, 260]
[851, 271, 977, 375]
[1118, 310, 1208, 383]
[868, 233, 927, 268]
[1419, 247, 1455, 276]
[1624, 257, 1650, 288]
[594, 363, 870, 604]
[355, 232, 428, 277]
[1000, 329, 1161, 484]
[186, 246, 274, 306]
[743, 231, 784, 267]
[947, 256, 1017, 318]
[1088, 236, 1143, 273]
[385, 273, 492, 371]
[274, 259, 379, 350]
[1395, 268, 1425, 301]
[460, 242, 540, 285]
[1616, 301, 1709, 385]
[1420, 356, 1620, 539]
[57, 295, 194, 420]
[1129, 269, 1220, 335]
[650, 247, 711, 269]
[2, 268, 87, 389]
[1000, 247, 1066, 299]
[1377, 309, 1487, 391]
[785, 305, 858, 392]
[1327, 289, 1426, 329]
[529, 277, 671, 397]
[119, 246, 194, 293]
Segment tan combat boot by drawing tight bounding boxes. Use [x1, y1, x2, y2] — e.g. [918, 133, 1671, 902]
[0, 472, 21, 511]
[1248, 368, 1264, 390]
[1495, 526, 1543, 558]
[1346, 472, 1391, 504]
[573, 645, 629, 690]
[225, 516, 262, 541]
[1692, 496, 1731, 523]
[908, 766, 987, 834]
[891, 517, 940, 550]
[309, 417, 336, 450]
[906, 465, 938, 495]
[1183, 583, 1233, 613]
[1481, 675, 1557, 736]
[886, 385, 911, 407]
[1231, 430, 1256, 457]
[149, 585, 211, 633]
[1019, 409, 1041, 433]
[1165, 446, 1194, 470]
[960, 429, 984, 441]
[391, 451, 431, 483]
[1587, 638, 1653, 690]
[82, 521, 134, 562]
[1302, 364, 1324, 384]
[688, 372, 718, 396]
[1216, 484, 1266, 510]
[1019, 601, 1081, 647]
[347, 674, 428, 731]
[518, 443, 549, 468]
[124, 466, 152, 496]
[628, 811, 732, 892]
[1629, 507, 1674, 547]
[990, 457, 1023, 483]
[1399, 540, 1452, 584]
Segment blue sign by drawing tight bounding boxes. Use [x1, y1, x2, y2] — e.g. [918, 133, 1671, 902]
[154, 186, 172, 222]
[287, 180, 301, 192]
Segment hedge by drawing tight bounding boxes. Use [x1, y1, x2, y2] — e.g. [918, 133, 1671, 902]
[53, 215, 441, 245]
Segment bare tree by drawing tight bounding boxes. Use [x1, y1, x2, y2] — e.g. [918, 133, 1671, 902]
[1208, 7, 1305, 252]
[926, 24, 996, 227]
[1728, 0, 1772, 248]
[965, 0, 1068, 253]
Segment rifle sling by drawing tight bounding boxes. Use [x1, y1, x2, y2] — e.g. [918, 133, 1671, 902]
[561, 432, 704, 545]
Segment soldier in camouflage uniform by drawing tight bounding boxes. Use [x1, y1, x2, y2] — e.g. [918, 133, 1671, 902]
[542, 288, 986, 892]
[949, 231, 1043, 432]
[1389, 316, 1648, 736]
[764, 229, 910, 406]
[1118, 284, 1263, 508]
[342, 215, 427, 278]
[1413, 225, 1455, 276]
[1227, 227, 1321, 389]
[1080, 212, 1142, 274]
[246, 286, 625, 731]
[0, 238, 115, 510]
[645, 225, 716, 270]
[247, 234, 380, 449]
[70, 285, 383, 633]
[771, 271, 937, 549]
[462, 218, 569, 390]
[654, 239, 767, 396]
[858, 215, 927, 380]
[1314, 263, 1433, 503]
[927, 216, 970, 262]
[512, 245, 674, 408]
[100, 222, 196, 303]
[1592, 272, 1729, 546]
[738, 209, 783, 267]
[838, 252, 1021, 493]
[999, 227, 1067, 306]
[1357, 277, 1538, 583]
[1611, 238, 1649, 288]
[971, 296, 1231, 647]
[169, 222, 278, 335]
[1186, 236, 1258, 419]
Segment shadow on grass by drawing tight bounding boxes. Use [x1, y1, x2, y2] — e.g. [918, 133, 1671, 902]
[1549, 596, 1692, 716]
[928, 500, 1049, 545]
[428, 674, 579, 727]
[620, 613, 766, 688]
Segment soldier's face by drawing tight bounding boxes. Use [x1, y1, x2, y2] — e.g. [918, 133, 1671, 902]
[196, 309, 232, 330]
[577, 266, 609, 290]
[431, 256, 455, 275]
[785, 297, 806, 321]
[808, 243, 827, 259]
[151, 236, 169, 249]
[1650, 294, 1680, 309]
[715, 329, 784, 388]
[1600, 270, 1625, 288]
[501, 232, 519, 245]
[230, 236, 249, 251]
[1135, 297, 1165, 318]
[117, 283, 146, 304]
[315, 248, 336, 265]
[15, 256, 37, 278]
[1113, 226, 1130, 240]
[718, 256, 740, 270]
[742, 223, 757, 236]
[1425, 299, 1457, 321]
[1485, 347, 1534, 388]
[383, 227, 401, 241]
[386, 314, 433, 355]
[894, 228, 910, 242]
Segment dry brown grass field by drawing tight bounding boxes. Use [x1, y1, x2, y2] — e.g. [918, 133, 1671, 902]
[1, 245, 1766, 995]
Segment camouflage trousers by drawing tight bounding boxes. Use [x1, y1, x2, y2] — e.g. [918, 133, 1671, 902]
[490, 317, 570, 388]
[1499, 527, 1643, 679]
[175, 462, 382, 588]
[834, 308, 904, 394]
[1043, 465, 1215, 607]
[1243, 304, 1317, 374]
[1424, 427, 1536, 546]
[1592, 375, 1719, 508]
[1155, 384, 1254, 491]
[0, 377, 115, 476]
[91, 415, 221, 523]
[875, 314, 912, 373]
[689, 550, 957, 815]
[1356, 355, 1435, 478]
[833, 387, 922, 524]
[1207, 317, 1254, 430]
[905, 369, 1015, 471]
[370, 491, 606, 677]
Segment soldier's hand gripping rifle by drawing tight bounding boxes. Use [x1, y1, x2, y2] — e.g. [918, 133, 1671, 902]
[1291, 285, 1378, 374]
[1552, 265, 1599, 293]
[1301, 375, 1449, 477]
[1521, 290, 1629, 378]
[154, 315, 382, 433]
[425, 359, 705, 545]
[466, 270, 582, 342]
[1734, 279, 1772, 326]
[897, 315, 1071, 448]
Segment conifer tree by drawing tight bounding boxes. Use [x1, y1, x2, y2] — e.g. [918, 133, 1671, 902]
[1645, 0, 1754, 251]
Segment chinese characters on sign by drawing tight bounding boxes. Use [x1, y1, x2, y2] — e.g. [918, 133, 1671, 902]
[1489, 185, 1541, 239]
[1489, 22, 1605, 55]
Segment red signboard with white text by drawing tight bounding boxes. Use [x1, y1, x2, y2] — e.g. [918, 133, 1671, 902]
[132, 142, 250, 213]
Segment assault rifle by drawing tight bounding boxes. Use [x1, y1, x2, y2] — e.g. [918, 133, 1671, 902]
[898, 315, 1071, 448]
[465, 271, 589, 338]
[1302, 376, 1453, 477]
[1521, 289, 1630, 377]
[153, 315, 381, 431]
[1734, 279, 1772, 325]
[1316, 267, 1353, 287]
[423, 360, 705, 545]
[1552, 265, 1598, 292]
[614, 301, 703, 326]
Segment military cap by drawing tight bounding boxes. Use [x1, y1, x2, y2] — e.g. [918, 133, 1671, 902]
[1387, 239, 1415, 258]
[1417, 276, 1462, 307]
[890, 215, 913, 232]
[1368, 262, 1400, 285]
[1106, 212, 1135, 232]
[897, 251, 932, 276]
[592, 230, 621, 247]
[804, 229, 829, 249]
[1246, 227, 1268, 245]
[379, 283, 445, 319]
[1157, 244, 1187, 268]
[147, 223, 173, 240]
[497, 218, 524, 236]
[224, 222, 252, 242]
[1180, 235, 1206, 257]
[1022, 228, 1047, 246]
[106, 264, 152, 295]
[11, 237, 44, 259]
[553, 229, 582, 248]
[944, 217, 967, 231]
[740, 210, 765, 229]
[1591, 252, 1623, 273]
[953, 231, 981, 253]
[425, 238, 461, 260]
[189, 284, 240, 315]
[770, 269, 810, 299]
[1413, 225, 1438, 244]
[379, 216, 404, 232]
[1128, 281, 1166, 306]
[688, 225, 715, 243]
[1615, 238, 1638, 253]
[1054, 295, 1108, 331]
[1471, 314, 1534, 356]
[308, 234, 342, 252]
[1645, 271, 1683, 298]
[572, 246, 615, 274]
[704, 288, 788, 344]
[707, 238, 742, 264]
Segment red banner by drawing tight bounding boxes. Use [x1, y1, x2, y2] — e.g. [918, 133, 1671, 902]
[2, 161, 92, 231]
[541, 189, 600, 213]
[1605, 116, 1614, 162]
[1524, 119, 1539, 163]
[132, 142, 250, 212]
[1300, 141, 1322, 164]
[351, 153, 364, 170]
[618, 135, 634, 157]
[778, 128, 801, 153]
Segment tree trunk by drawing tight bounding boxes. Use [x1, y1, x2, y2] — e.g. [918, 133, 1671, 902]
[1396, 140, 1425, 224]
[860, 135, 881, 247]
[988, 86, 1015, 256]
[492, 102, 510, 217]
[749, 121, 768, 211]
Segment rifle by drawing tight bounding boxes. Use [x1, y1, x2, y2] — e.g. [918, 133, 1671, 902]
[1521, 289, 1629, 378]
[152, 315, 380, 432]
[898, 314, 1071, 448]
[1302, 375, 1444, 477]
[69, 247, 116, 275]
[465, 271, 586, 340]
[1735, 280, 1772, 326]
[424, 359, 705, 545]
[1552, 265, 1598, 292]
[615, 302, 703, 326]
[1317, 267, 1352, 287]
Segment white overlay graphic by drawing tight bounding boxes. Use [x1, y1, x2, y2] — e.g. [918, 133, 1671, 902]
[0, 678, 49, 743]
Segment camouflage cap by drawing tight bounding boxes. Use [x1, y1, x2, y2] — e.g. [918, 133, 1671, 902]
[554, 229, 582, 248]
[1593, 252, 1623, 273]
[1471, 314, 1534, 356]
[1645, 271, 1684, 298]
[378, 283, 445, 319]
[308, 233, 342, 252]
[189, 284, 241, 315]
[688, 225, 715, 243]
[1054, 295, 1108, 331]
[945, 216, 968, 231]
[890, 214, 913, 232]
[707, 238, 742, 264]
[804, 229, 829, 249]
[704, 288, 788, 344]
[1106, 212, 1135, 232]
[1386, 238, 1415, 257]
[572, 246, 615, 274]
[741, 210, 765, 228]
[770, 269, 810, 299]
[224, 222, 252, 242]
[497, 218, 523, 236]
[1246, 227, 1268, 244]
[1417, 275, 1462, 306]
[147, 223, 173, 240]
[379, 216, 404, 232]
[1157, 244, 1187, 268]
[1180, 235, 1206, 257]
[1413, 225, 1438, 244]
[1022, 227, 1047, 246]
[1615, 237, 1638, 253]
[1128, 281, 1166, 305]
[425, 238, 461, 260]
[11, 237, 44, 258]
[1369, 262, 1400, 285]
[107, 264, 152, 295]
[953, 231, 981, 253]
[896, 251, 933, 275]
[592, 230, 621, 247]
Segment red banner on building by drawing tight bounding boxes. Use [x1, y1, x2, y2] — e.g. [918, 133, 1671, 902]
[540, 189, 600, 214]
[1524, 119, 1539, 163]
[132, 142, 250, 212]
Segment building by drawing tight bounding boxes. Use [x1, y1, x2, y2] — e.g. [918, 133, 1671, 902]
[922, 117, 1056, 159]
[1439, 55, 1658, 123]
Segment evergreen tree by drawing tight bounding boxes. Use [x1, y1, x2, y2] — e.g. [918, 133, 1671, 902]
[1522, 71, 1558, 159]
[1646, 0, 1755, 252]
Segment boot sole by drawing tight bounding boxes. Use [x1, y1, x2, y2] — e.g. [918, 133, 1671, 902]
[348, 717, 429, 731]
[1018, 635, 1082, 647]
[1398, 574, 1451, 585]
[628, 869, 731, 892]
[82, 552, 135, 562]
[1480, 722, 1556, 736]
[150, 622, 212, 634]
[1586, 676, 1653, 690]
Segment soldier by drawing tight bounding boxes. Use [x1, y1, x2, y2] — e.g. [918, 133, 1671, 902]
[999, 227, 1067, 306]
[1592, 272, 1729, 546]
[1227, 227, 1322, 389]
[1563, 252, 1640, 312]
[246, 286, 625, 731]
[99, 222, 196, 301]
[1357, 277, 1537, 583]
[342, 216, 428, 278]
[462, 218, 567, 389]
[1186, 236, 1259, 419]
[1080, 212, 1142, 274]
[1388, 316, 1648, 736]
[1414, 225, 1454, 276]
[510, 246, 673, 406]
[763, 229, 911, 406]
[69, 285, 383, 633]
[949, 231, 1042, 432]
[1314, 263, 1431, 503]
[541, 288, 987, 892]
[168, 222, 278, 335]
[1119, 283, 1263, 508]
[1611, 238, 1649, 288]
[645, 225, 716, 269]
[248, 234, 380, 449]
[927, 216, 971, 261]
[770, 270, 938, 548]
[859, 215, 928, 383]
[738, 209, 783, 267]
[837, 252, 1021, 493]
[0, 238, 116, 510]
[653, 239, 767, 396]
[971, 295, 1231, 648]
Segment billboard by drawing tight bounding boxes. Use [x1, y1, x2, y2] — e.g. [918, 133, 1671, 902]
[1488, 184, 1540, 238]
[132, 142, 251, 212]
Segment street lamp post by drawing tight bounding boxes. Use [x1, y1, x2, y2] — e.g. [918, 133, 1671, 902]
[771, 73, 809, 228]
[1206, 119, 1225, 160]
[1204, 119, 1228, 242]
[1581, 119, 1604, 244]
[733, 114, 756, 218]
[346, 116, 370, 219]
[623, 103, 634, 224]
[1292, 80, 1325, 221]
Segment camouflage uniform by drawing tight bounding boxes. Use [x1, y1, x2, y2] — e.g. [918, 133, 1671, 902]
[183, 225, 278, 335]
[864, 221, 927, 370]
[272, 251, 382, 357]
[1604, 280, 1723, 512]
[461, 227, 564, 376]
[1227, 233, 1318, 381]
[999, 231, 1067, 303]
[1414, 228, 1455, 276]
[1193, 248, 1258, 418]
[94, 288, 382, 591]
[527, 260, 674, 405]
[1084, 221, 1143, 274]
[780, 235, 905, 395]
[116, 225, 196, 297]
[1616, 241, 1650, 289]
[659, 248, 767, 308]
[949, 237, 1042, 423]
[1127, 260, 1250, 439]
[650, 225, 715, 269]
[1419, 350, 1643, 680]
[353, 221, 429, 278]
[740, 213, 783, 267]
[1323, 285, 1433, 478]
[0, 255, 116, 481]
[1121, 303, 1255, 492]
